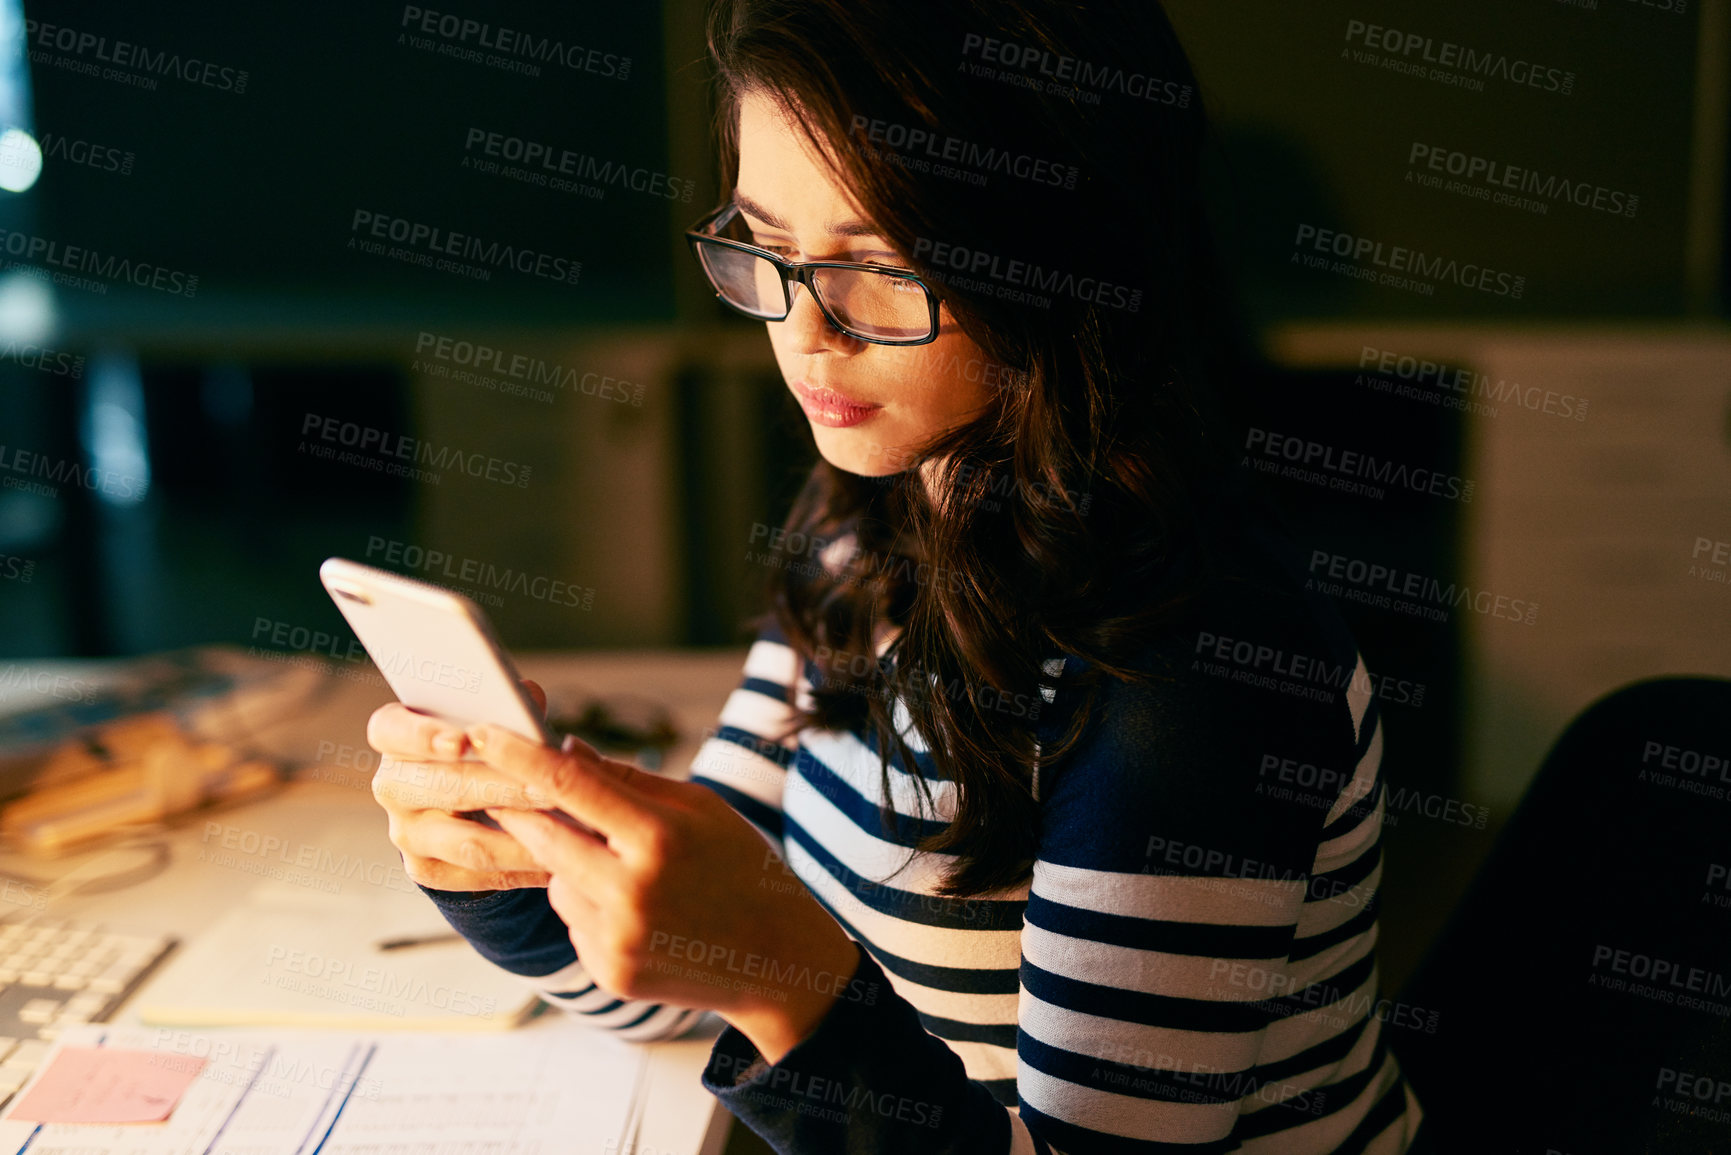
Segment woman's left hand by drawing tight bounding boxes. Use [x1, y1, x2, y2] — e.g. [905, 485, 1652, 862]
[465, 723, 865, 1063]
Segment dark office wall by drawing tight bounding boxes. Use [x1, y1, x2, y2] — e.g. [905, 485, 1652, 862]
[1164, 0, 1704, 322]
[21, 1, 679, 330]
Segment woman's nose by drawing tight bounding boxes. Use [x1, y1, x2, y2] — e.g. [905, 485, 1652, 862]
[782, 280, 862, 352]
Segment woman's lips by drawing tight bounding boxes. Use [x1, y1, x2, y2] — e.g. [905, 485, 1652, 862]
[793, 381, 882, 428]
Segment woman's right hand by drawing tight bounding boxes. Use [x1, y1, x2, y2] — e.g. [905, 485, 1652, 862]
[367, 679, 555, 892]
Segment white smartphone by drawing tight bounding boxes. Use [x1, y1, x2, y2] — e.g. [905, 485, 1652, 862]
[319, 556, 568, 831]
[320, 556, 553, 744]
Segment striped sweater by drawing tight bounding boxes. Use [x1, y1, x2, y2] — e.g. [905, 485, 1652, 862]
[420, 511, 1424, 1153]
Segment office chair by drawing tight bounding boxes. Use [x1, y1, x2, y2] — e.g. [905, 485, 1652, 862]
[1392, 676, 1731, 1155]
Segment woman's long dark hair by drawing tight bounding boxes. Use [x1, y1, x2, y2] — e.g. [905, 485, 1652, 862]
[707, 0, 1254, 896]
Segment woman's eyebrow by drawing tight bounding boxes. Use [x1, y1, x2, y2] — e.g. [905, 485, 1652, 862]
[734, 192, 885, 238]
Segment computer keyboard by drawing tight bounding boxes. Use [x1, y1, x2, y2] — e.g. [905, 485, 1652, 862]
[0, 915, 177, 1103]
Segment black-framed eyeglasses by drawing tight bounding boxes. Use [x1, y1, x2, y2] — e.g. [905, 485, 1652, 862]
[684, 201, 942, 346]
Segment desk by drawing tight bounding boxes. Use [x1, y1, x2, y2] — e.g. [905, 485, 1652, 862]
[0, 647, 752, 1155]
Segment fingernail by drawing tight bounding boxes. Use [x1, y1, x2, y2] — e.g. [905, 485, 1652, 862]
[431, 732, 463, 757]
[465, 725, 488, 753]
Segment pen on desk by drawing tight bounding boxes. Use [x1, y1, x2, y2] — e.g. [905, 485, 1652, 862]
[375, 932, 464, 951]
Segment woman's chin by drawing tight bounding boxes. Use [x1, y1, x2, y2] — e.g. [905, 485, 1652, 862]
[813, 430, 900, 477]
[819, 452, 897, 478]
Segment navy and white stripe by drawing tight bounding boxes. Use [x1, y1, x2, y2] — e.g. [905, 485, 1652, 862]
[421, 517, 1423, 1151]
[407, 882, 709, 1043]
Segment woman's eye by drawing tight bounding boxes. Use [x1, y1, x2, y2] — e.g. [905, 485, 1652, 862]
[750, 241, 907, 269]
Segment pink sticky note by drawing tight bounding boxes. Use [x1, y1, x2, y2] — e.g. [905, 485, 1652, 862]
[6, 1046, 207, 1124]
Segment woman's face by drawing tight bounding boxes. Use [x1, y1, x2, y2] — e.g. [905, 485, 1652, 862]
[733, 89, 995, 478]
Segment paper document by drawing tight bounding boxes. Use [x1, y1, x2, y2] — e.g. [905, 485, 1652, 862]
[0, 1022, 649, 1155]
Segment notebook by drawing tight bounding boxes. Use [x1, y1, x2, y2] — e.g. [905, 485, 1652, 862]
[132, 881, 542, 1031]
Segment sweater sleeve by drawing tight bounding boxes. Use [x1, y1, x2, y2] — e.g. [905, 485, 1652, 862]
[415, 618, 803, 1041]
[699, 599, 1405, 1152]
[685, 614, 803, 851]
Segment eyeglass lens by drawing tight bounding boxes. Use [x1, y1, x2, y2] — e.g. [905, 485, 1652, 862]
[694, 241, 931, 342]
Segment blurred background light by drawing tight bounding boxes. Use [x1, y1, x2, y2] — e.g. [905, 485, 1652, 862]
[0, 127, 41, 193]
[79, 350, 151, 508]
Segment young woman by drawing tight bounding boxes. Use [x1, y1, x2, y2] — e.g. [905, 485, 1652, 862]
[367, 0, 1426, 1150]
